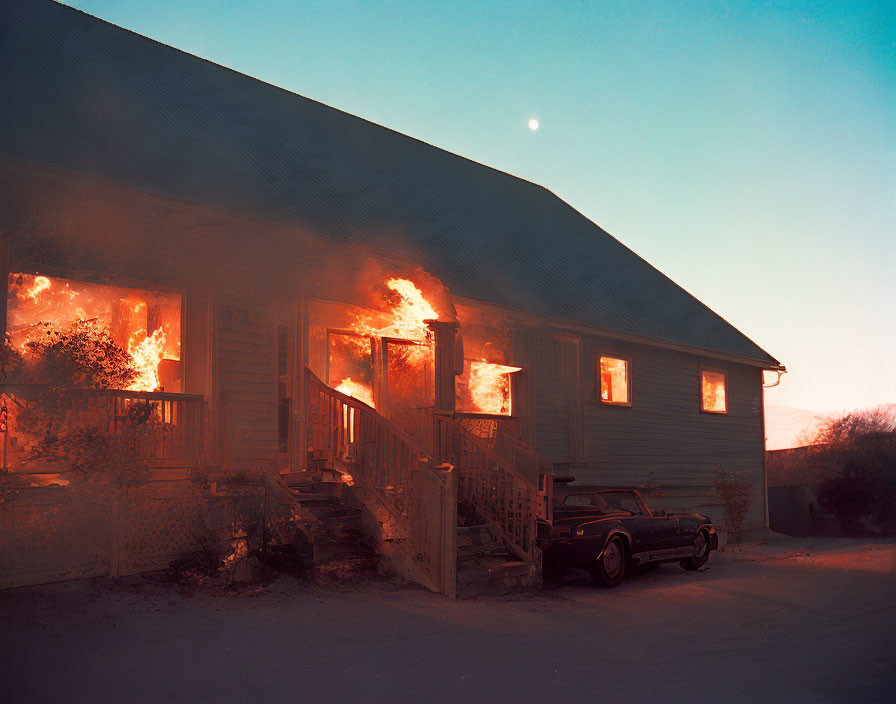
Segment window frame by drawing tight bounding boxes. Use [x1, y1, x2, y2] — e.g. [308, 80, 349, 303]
[699, 367, 728, 415]
[6, 268, 188, 394]
[454, 357, 522, 417]
[596, 352, 632, 407]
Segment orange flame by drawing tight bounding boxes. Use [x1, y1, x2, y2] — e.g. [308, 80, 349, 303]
[26, 276, 51, 301]
[350, 277, 438, 343]
[8, 273, 181, 393]
[127, 328, 167, 392]
[382, 277, 438, 340]
[467, 360, 522, 415]
[335, 377, 374, 406]
[702, 371, 727, 412]
[329, 277, 440, 407]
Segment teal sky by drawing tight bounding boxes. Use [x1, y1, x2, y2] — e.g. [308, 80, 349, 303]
[63, 1, 895, 414]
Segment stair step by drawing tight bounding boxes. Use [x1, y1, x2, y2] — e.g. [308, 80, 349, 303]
[455, 556, 540, 596]
[457, 537, 508, 557]
[457, 549, 511, 563]
[290, 488, 339, 499]
[280, 470, 318, 484]
[457, 523, 502, 548]
[316, 509, 363, 525]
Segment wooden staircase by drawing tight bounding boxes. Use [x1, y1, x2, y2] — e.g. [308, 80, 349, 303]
[279, 469, 378, 581]
[302, 368, 550, 597]
[305, 369, 457, 595]
[455, 522, 539, 596]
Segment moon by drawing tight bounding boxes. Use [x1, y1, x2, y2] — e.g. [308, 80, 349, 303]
[528, 118, 539, 131]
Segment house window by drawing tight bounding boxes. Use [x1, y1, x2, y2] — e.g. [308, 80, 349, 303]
[455, 360, 523, 415]
[6, 273, 182, 392]
[701, 370, 727, 413]
[599, 355, 630, 405]
[327, 330, 374, 407]
[4, 273, 192, 473]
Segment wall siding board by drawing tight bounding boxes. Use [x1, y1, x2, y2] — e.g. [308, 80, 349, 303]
[529, 328, 767, 533]
[215, 304, 278, 471]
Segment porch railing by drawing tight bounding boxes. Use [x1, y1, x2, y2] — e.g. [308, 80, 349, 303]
[434, 414, 549, 562]
[454, 413, 553, 487]
[0, 384, 204, 470]
[305, 369, 456, 595]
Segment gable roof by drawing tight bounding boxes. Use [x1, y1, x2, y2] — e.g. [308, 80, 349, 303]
[1, 0, 780, 367]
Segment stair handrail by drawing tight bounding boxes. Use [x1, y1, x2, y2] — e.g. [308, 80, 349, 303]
[305, 369, 436, 467]
[455, 414, 554, 489]
[305, 368, 455, 592]
[434, 414, 549, 562]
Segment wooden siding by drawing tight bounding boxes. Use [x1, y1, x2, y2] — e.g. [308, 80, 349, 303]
[532, 336, 571, 462]
[529, 328, 767, 532]
[215, 306, 279, 468]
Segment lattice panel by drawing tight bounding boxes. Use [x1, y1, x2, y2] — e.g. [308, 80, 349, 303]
[119, 491, 207, 573]
[0, 489, 112, 589]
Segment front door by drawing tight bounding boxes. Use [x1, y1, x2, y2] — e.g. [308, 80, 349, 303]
[380, 337, 433, 446]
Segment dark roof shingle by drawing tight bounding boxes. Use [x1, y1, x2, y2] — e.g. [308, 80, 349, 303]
[0, 0, 779, 366]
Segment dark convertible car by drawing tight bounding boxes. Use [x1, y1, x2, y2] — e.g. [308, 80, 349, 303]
[538, 485, 718, 587]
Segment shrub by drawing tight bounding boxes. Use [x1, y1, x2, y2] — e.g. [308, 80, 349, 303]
[810, 407, 896, 536]
[715, 473, 751, 540]
[3, 319, 149, 483]
[21, 319, 136, 389]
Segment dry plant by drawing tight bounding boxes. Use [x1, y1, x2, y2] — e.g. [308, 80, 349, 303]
[3, 321, 153, 484]
[714, 472, 751, 540]
[808, 406, 896, 536]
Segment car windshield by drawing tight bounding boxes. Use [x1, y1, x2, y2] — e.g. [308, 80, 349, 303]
[560, 491, 644, 515]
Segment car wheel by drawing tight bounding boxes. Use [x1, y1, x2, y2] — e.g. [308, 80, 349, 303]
[680, 530, 711, 571]
[590, 536, 626, 587]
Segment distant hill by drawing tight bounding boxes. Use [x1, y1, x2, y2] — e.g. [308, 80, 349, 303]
[764, 402, 896, 451]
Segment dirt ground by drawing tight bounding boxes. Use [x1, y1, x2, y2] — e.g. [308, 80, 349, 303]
[2, 536, 894, 703]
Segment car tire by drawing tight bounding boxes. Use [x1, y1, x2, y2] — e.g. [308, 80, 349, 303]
[590, 536, 626, 588]
[680, 530, 711, 571]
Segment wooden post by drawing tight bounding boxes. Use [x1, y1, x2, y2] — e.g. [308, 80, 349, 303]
[1, 235, 7, 474]
[0, 233, 8, 346]
[109, 488, 123, 578]
[293, 280, 309, 470]
[441, 466, 457, 598]
[219, 389, 233, 469]
[759, 368, 770, 529]
[426, 320, 460, 414]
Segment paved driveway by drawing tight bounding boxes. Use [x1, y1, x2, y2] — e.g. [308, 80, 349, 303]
[2, 537, 894, 703]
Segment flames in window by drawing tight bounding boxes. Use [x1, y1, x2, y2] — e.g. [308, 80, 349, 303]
[600, 356, 629, 404]
[319, 276, 522, 416]
[701, 370, 727, 413]
[328, 277, 438, 407]
[7, 273, 182, 392]
[456, 360, 521, 415]
[334, 377, 374, 406]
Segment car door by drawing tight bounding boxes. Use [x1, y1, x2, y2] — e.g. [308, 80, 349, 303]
[648, 514, 680, 552]
[618, 492, 678, 553]
[622, 491, 679, 552]
[625, 514, 679, 553]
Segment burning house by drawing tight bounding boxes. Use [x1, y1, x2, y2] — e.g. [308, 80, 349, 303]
[0, 1, 783, 593]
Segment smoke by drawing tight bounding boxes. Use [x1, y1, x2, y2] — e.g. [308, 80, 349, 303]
[308, 244, 457, 322]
